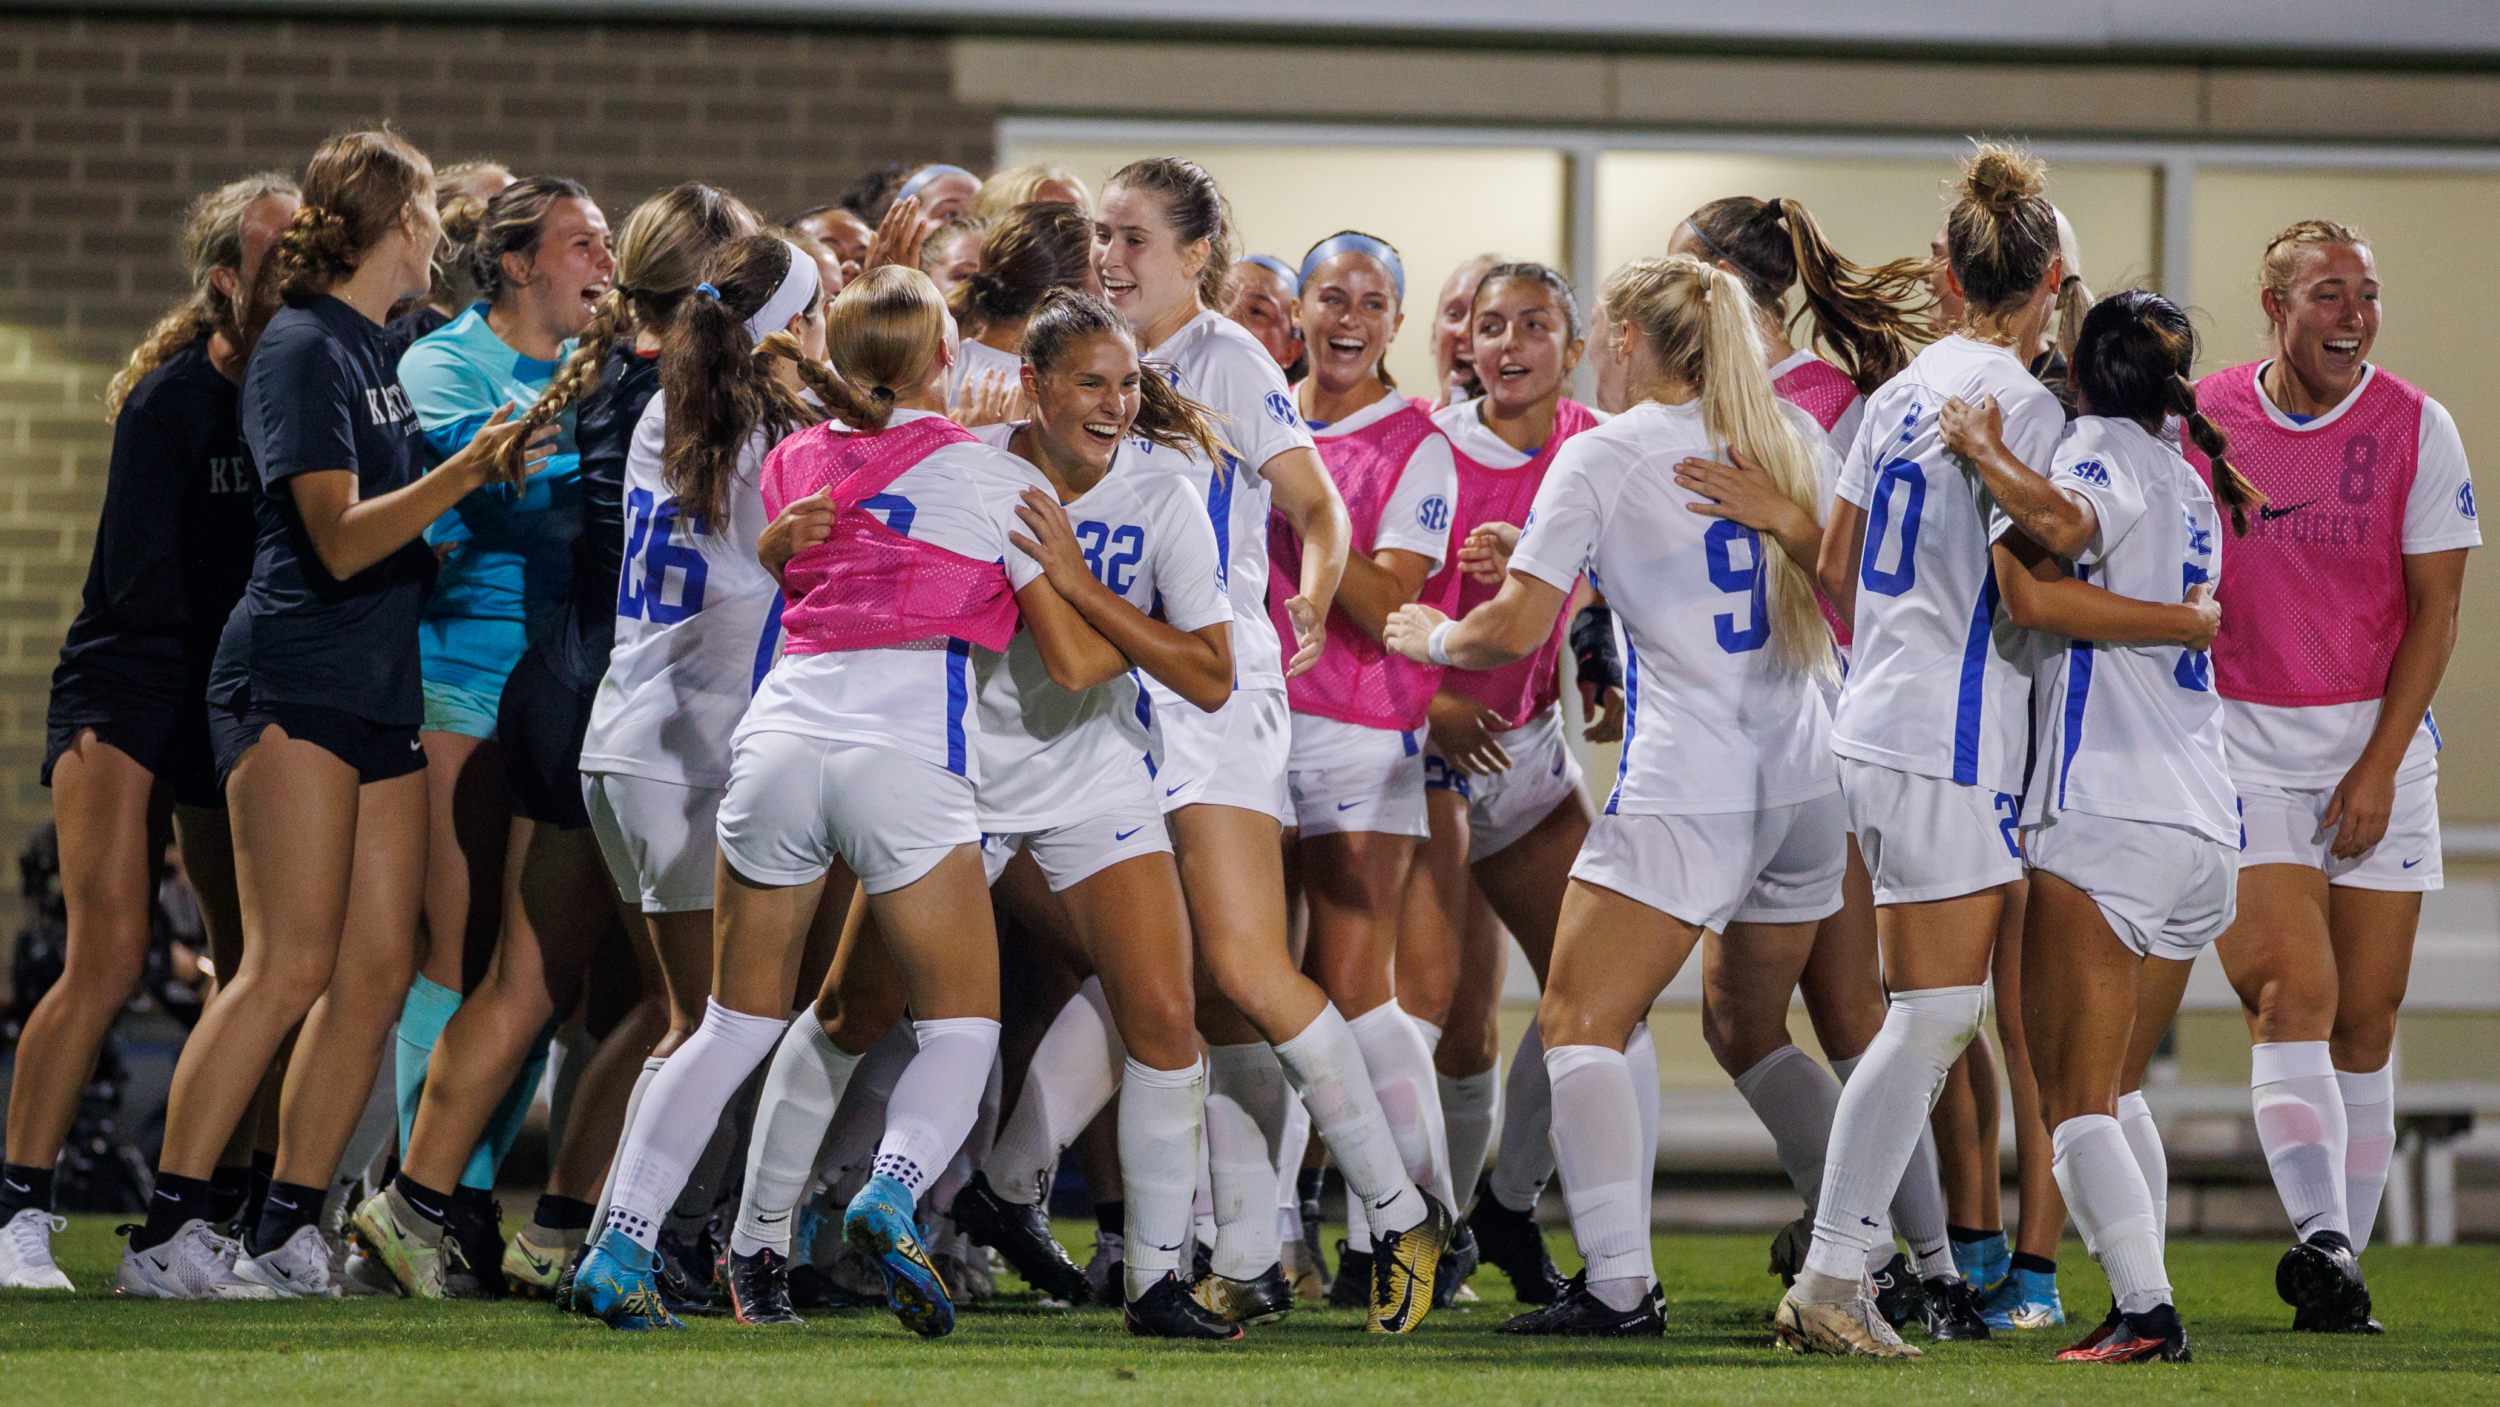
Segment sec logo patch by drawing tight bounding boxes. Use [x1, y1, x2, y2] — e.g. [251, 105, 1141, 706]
[1265, 390, 1297, 427]
[1416, 495, 1451, 532]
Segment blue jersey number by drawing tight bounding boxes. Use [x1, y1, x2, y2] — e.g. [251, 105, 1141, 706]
[617, 488, 709, 624]
[1705, 520, 1770, 654]
[1859, 458, 1927, 597]
[1075, 520, 1145, 594]
[2174, 560, 2212, 691]
[861, 493, 916, 537]
[1994, 792, 2022, 858]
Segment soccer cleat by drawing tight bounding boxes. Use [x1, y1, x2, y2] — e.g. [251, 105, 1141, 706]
[0, 1208, 73, 1291]
[1920, 1274, 1993, 1340]
[1766, 1213, 1810, 1288]
[1433, 1221, 1481, 1309]
[575, 1228, 685, 1331]
[501, 1221, 581, 1300]
[443, 1195, 507, 1300]
[113, 1220, 279, 1300]
[1494, 1279, 1665, 1337]
[788, 1261, 877, 1310]
[932, 1240, 995, 1304]
[1953, 1230, 2011, 1297]
[1983, 1265, 2066, 1329]
[1125, 1270, 1247, 1340]
[1869, 1252, 1924, 1329]
[349, 1185, 446, 1299]
[653, 1226, 725, 1317]
[845, 1173, 955, 1339]
[1283, 1234, 1329, 1302]
[1773, 1286, 1924, 1358]
[1496, 1270, 1583, 1335]
[949, 1171, 1088, 1304]
[1083, 1232, 1126, 1309]
[337, 1242, 397, 1297]
[2057, 1302, 2192, 1363]
[1189, 1261, 1294, 1325]
[2279, 1231, 2378, 1333]
[1367, 1192, 1452, 1334]
[1329, 1243, 1374, 1309]
[2064, 1301, 2123, 1355]
[724, 1244, 805, 1326]
[235, 1223, 342, 1298]
[1466, 1182, 1566, 1306]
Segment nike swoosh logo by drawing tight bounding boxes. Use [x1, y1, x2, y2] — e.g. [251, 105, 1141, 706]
[1115, 827, 1142, 841]
[1860, 1216, 1881, 1228]
[512, 1244, 557, 1273]
[3, 1179, 26, 1193]
[1165, 784, 1184, 796]
[2403, 858, 2422, 868]
[1337, 800, 1360, 811]
[2295, 1211, 2325, 1231]
[756, 1212, 788, 1225]
[1152, 1242, 1184, 1253]
[2259, 499, 2317, 522]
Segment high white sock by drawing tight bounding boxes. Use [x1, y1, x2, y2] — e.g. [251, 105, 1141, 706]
[2115, 1089, 2168, 1247]
[1204, 1042, 1288, 1279]
[1833, 1048, 1950, 1280]
[1345, 1182, 1369, 1254]
[821, 1021, 918, 1207]
[1734, 1045, 1844, 1208]
[870, 1018, 1001, 1200]
[1440, 1065, 1501, 1214]
[591, 1056, 666, 1239]
[2052, 1114, 2171, 1315]
[1347, 1001, 1457, 1213]
[1120, 1057, 1204, 1297]
[1275, 1091, 1310, 1225]
[1489, 1022, 1553, 1214]
[1625, 1021, 1659, 1194]
[2338, 1062, 2395, 1255]
[982, 979, 1122, 1206]
[929, 1055, 1002, 1221]
[2251, 1040, 2349, 1241]
[1274, 1003, 1425, 1238]
[602, 1001, 785, 1251]
[1802, 986, 1984, 1290]
[1544, 1042, 1653, 1297]
[733, 1016, 862, 1258]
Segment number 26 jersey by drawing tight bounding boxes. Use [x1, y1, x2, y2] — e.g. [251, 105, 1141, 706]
[1831, 335, 2064, 796]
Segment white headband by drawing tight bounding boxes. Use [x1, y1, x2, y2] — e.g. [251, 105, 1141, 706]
[744, 240, 821, 343]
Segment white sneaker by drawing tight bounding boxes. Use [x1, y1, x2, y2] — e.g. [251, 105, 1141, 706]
[234, 1223, 341, 1298]
[115, 1220, 280, 1300]
[0, 1207, 74, 1290]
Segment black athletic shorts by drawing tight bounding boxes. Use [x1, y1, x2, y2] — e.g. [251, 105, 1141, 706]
[497, 643, 595, 831]
[207, 696, 426, 786]
[44, 696, 223, 810]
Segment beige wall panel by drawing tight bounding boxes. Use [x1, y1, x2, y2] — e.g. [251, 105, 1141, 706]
[2208, 71, 2500, 141]
[1613, 57, 2201, 135]
[2193, 170, 2500, 821]
[958, 38, 1608, 121]
[1000, 136, 1567, 391]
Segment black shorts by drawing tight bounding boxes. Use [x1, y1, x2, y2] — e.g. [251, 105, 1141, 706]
[497, 644, 595, 830]
[207, 696, 427, 786]
[44, 698, 222, 810]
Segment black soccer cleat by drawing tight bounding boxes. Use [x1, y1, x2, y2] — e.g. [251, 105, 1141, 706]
[1329, 1243, 1374, 1309]
[1126, 1271, 1246, 1341]
[653, 1227, 726, 1317]
[2057, 1302, 2192, 1363]
[1466, 1178, 1567, 1306]
[2279, 1231, 2379, 1333]
[1920, 1273, 1992, 1340]
[443, 1195, 508, 1300]
[1494, 1278, 1664, 1337]
[723, 1244, 804, 1326]
[1496, 1270, 1583, 1334]
[1432, 1221, 1481, 1309]
[1767, 1213, 1811, 1287]
[1869, 1252, 1925, 1329]
[1190, 1261, 1294, 1325]
[948, 1171, 1091, 1305]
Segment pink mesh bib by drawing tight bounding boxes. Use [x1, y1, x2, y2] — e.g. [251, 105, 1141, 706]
[1420, 399, 1600, 730]
[2189, 362, 2421, 706]
[760, 415, 1021, 655]
[1774, 355, 1860, 434]
[1269, 401, 1452, 730]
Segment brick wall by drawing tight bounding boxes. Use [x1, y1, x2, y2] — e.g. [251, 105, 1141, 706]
[0, 13, 994, 939]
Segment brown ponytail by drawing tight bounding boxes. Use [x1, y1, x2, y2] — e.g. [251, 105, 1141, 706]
[948, 201, 1094, 337]
[661, 235, 824, 529]
[1023, 288, 1229, 465]
[1685, 196, 1931, 394]
[104, 172, 299, 417]
[745, 265, 956, 466]
[274, 128, 434, 306]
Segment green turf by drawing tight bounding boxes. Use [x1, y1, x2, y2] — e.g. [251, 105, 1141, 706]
[2, 1216, 2493, 1406]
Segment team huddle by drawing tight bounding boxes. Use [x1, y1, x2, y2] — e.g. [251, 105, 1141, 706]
[0, 128, 2471, 1365]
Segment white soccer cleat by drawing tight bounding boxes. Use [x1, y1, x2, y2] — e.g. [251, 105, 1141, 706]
[0, 1207, 75, 1291]
[1774, 1286, 1924, 1359]
[234, 1223, 343, 1298]
[114, 1220, 280, 1300]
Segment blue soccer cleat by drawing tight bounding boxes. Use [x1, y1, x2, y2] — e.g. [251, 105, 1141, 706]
[575, 1228, 685, 1332]
[1953, 1230, 2010, 1298]
[844, 1174, 955, 1338]
[1984, 1265, 2067, 1330]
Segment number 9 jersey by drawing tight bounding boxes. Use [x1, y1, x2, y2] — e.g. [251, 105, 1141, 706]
[1831, 335, 2064, 796]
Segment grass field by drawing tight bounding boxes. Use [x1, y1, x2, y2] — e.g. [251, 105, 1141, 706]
[2, 1215, 2494, 1406]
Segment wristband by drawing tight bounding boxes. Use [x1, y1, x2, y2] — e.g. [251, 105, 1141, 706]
[1569, 603, 1622, 691]
[1426, 620, 1456, 666]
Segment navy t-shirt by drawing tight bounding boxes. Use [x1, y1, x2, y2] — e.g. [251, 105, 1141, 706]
[210, 295, 437, 725]
[52, 338, 259, 717]
[543, 344, 661, 692]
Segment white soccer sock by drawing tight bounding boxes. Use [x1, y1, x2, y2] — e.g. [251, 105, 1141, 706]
[1204, 1042, 1289, 1279]
[2338, 1062, 2395, 1255]
[2053, 1114, 2171, 1315]
[1345, 1182, 1369, 1254]
[1833, 1048, 1950, 1279]
[1626, 1021, 1660, 1194]
[1407, 1007, 1443, 1056]
[820, 1021, 918, 1206]
[870, 1018, 1001, 1200]
[1544, 1042, 1654, 1297]
[1347, 1001, 1458, 1213]
[1275, 1091, 1311, 1243]
[1120, 1057, 1205, 1298]
[2116, 1089, 2168, 1247]
[1735, 1045, 1844, 1208]
[591, 1056, 666, 1239]
[929, 1055, 1003, 1222]
[1802, 986, 1984, 1291]
[2252, 1040, 2349, 1241]
[1274, 1003, 1426, 1238]
[733, 1016, 862, 1258]
[602, 1001, 785, 1251]
[1488, 1022, 1553, 1214]
[982, 979, 1122, 1206]
[1439, 1065, 1501, 1214]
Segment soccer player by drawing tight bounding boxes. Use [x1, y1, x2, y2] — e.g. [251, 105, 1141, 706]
[1424, 255, 1502, 409]
[946, 202, 1096, 408]
[1225, 253, 1304, 378]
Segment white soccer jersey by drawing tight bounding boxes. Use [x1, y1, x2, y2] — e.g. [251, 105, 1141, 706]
[2023, 416, 2237, 846]
[1507, 398, 1834, 817]
[1138, 309, 1316, 698]
[735, 409, 1050, 779]
[1308, 389, 1458, 571]
[950, 336, 1023, 404]
[964, 422, 1232, 832]
[1830, 335, 2064, 794]
[578, 392, 783, 788]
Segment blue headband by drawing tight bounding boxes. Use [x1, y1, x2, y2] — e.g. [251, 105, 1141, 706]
[1298, 233, 1404, 299]
[1238, 253, 1300, 294]
[896, 164, 976, 204]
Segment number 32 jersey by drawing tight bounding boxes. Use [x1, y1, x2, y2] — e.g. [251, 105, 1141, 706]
[1831, 335, 2064, 795]
[579, 391, 784, 788]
